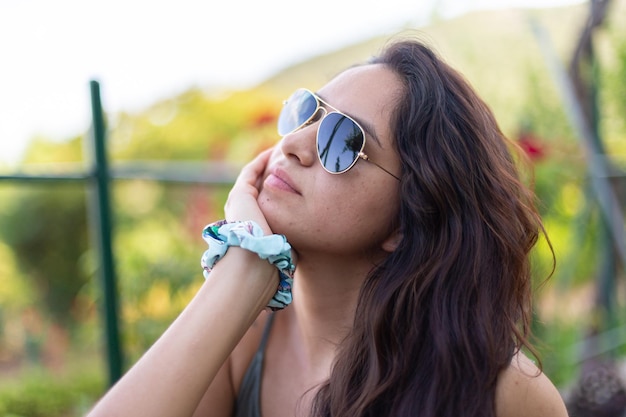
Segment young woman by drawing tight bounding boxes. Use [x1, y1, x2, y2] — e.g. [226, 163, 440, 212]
[87, 37, 568, 417]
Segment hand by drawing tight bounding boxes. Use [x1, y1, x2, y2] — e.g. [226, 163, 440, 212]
[224, 148, 273, 234]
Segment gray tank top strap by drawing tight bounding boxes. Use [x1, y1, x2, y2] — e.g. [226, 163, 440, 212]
[234, 313, 275, 417]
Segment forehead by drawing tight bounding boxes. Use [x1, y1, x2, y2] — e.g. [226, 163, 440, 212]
[317, 64, 402, 150]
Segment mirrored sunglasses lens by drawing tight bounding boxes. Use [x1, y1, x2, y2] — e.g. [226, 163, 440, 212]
[277, 89, 318, 136]
[317, 112, 364, 173]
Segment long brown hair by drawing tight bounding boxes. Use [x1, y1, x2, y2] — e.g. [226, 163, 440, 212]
[311, 38, 547, 416]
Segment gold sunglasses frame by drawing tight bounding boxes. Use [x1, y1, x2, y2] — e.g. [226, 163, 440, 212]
[279, 88, 400, 181]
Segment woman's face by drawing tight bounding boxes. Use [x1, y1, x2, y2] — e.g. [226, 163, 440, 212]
[259, 64, 403, 256]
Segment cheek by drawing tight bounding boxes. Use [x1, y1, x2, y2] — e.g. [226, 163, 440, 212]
[311, 181, 400, 248]
[259, 172, 400, 254]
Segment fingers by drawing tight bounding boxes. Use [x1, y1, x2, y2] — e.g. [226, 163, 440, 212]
[254, 149, 274, 190]
[234, 148, 273, 193]
[224, 148, 274, 233]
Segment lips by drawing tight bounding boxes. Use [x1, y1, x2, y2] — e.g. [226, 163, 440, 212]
[266, 166, 301, 195]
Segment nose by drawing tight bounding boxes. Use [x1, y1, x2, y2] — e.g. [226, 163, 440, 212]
[278, 123, 318, 168]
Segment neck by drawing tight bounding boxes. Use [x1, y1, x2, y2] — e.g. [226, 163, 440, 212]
[281, 250, 378, 370]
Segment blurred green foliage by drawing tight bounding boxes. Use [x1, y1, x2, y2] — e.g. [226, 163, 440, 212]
[0, 185, 89, 327]
[0, 362, 104, 417]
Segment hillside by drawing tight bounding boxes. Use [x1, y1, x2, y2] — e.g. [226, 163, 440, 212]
[258, 0, 626, 138]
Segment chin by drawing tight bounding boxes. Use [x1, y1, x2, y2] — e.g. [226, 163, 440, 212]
[258, 194, 282, 232]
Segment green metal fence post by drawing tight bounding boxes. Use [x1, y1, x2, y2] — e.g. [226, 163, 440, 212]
[89, 80, 123, 386]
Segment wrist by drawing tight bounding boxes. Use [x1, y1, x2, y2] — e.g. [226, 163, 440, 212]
[200, 220, 295, 311]
[208, 247, 279, 308]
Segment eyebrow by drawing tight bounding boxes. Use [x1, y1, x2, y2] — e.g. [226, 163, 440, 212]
[315, 92, 384, 148]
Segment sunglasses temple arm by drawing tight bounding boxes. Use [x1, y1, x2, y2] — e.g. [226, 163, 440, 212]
[358, 152, 401, 181]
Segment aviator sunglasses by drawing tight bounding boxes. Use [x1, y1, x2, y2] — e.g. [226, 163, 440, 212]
[277, 88, 400, 180]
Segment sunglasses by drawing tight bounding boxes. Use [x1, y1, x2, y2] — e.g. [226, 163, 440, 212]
[277, 88, 400, 180]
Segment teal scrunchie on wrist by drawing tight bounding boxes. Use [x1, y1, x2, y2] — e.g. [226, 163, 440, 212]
[200, 220, 295, 311]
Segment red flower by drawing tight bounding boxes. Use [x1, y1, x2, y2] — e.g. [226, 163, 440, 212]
[517, 132, 545, 161]
[251, 111, 277, 128]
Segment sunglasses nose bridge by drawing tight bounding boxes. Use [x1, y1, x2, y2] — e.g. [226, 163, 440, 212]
[313, 107, 328, 128]
[292, 105, 327, 137]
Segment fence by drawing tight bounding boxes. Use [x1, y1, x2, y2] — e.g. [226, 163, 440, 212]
[0, 80, 238, 387]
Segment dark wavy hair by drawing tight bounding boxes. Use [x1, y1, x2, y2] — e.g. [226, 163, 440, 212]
[310, 38, 548, 417]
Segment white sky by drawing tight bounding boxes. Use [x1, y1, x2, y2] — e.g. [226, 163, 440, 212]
[0, 0, 584, 166]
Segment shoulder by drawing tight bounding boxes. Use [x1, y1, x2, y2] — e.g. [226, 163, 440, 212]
[495, 352, 569, 417]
